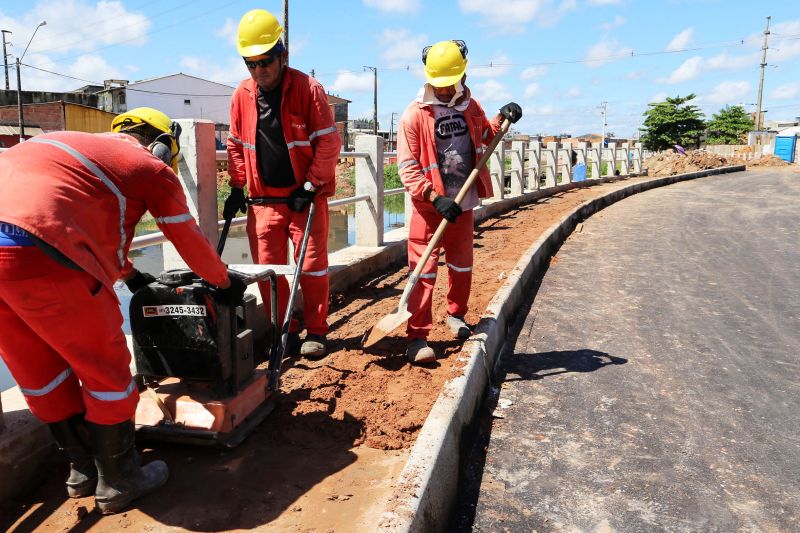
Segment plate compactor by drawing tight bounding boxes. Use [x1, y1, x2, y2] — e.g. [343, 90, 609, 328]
[130, 200, 314, 447]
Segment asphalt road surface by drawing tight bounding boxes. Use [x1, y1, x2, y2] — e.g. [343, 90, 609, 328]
[454, 168, 800, 532]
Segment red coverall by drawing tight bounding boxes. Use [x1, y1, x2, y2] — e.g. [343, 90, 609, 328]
[227, 68, 341, 335]
[0, 132, 229, 425]
[397, 98, 502, 339]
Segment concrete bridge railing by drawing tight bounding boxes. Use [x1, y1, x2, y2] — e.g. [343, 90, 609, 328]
[129, 121, 644, 262]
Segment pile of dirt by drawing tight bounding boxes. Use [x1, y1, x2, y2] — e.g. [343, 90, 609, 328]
[745, 154, 790, 167]
[644, 150, 733, 177]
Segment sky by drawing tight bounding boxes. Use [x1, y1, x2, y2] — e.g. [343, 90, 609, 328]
[1, 0, 799, 138]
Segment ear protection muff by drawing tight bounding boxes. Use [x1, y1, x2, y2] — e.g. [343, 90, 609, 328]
[148, 122, 181, 172]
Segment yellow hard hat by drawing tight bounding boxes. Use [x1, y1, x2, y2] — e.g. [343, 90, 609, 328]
[111, 107, 172, 135]
[111, 107, 180, 172]
[423, 40, 468, 88]
[237, 9, 283, 57]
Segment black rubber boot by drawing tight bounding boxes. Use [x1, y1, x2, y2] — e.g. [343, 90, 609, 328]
[47, 413, 98, 498]
[88, 420, 168, 515]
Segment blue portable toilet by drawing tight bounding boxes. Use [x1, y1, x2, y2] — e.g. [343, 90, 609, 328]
[774, 136, 796, 163]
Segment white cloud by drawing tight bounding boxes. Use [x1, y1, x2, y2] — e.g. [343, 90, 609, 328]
[458, 0, 543, 32]
[524, 82, 540, 99]
[379, 28, 427, 68]
[289, 34, 311, 57]
[363, 0, 421, 13]
[703, 81, 751, 105]
[587, 0, 622, 5]
[566, 86, 582, 98]
[585, 37, 633, 67]
[20, 0, 151, 55]
[601, 15, 626, 31]
[529, 104, 558, 116]
[666, 28, 693, 52]
[770, 82, 800, 100]
[470, 53, 513, 78]
[626, 69, 647, 80]
[649, 92, 668, 103]
[657, 56, 703, 84]
[330, 70, 375, 93]
[520, 66, 547, 80]
[473, 79, 512, 103]
[216, 18, 237, 47]
[179, 56, 247, 86]
[538, 0, 578, 27]
[705, 51, 757, 71]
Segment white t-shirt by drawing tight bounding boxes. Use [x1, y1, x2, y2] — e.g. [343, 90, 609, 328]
[432, 105, 479, 211]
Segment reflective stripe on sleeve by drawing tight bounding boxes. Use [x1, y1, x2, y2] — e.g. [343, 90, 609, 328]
[19, 368, 73, 397]
[447, 263, 473, 273]
[419, 272, 437, 279]
[29, 138, 128, 268]
[155, 213, 194, 224]
[287, 140, 312, 149]
[229, 135, 256, 151]
[398, 159, 418, 169]
[308, 126, 337, 141]
[421, 163, 438, 174]
[86, 379, 137, 402]
[301, 269, 328, 277]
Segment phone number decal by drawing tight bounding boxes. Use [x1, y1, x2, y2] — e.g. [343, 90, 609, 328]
[142, 305, 207, 317]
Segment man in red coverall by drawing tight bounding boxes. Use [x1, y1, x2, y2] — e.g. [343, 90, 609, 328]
[0, 108, 245, 514]
[224, 9, 341, 360]
[397, 40, 522, 363]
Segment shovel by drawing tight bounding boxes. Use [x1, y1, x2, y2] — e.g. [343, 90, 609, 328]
[362, 118, 511, 348]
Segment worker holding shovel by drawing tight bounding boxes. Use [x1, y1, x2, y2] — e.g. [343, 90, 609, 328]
[395, 40, 522, 363]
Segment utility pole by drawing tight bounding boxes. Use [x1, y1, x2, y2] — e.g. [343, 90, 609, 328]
[1, 30, 11, 90]
[282, 0, 289, 60]
[16, 57, 23, 141]
[598, 101, 608, 148]
[364, 66, 378, 135]
[755, 15, 771, 131]
[389, 111, 397, 151]
[309, 68, 315, 78]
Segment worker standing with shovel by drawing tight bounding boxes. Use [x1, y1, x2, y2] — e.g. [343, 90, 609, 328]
[392, 40, 522, 363]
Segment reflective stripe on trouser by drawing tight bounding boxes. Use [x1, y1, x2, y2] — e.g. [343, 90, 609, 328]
[0, 246, 138, 424]
[406, 205, 474, 339]
[246, 195, 330, 335]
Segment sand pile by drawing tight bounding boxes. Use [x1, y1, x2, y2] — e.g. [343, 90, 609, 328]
[644, 150, 733, 177]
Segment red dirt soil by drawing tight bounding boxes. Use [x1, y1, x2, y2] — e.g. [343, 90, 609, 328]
[2, 175, 679, 532]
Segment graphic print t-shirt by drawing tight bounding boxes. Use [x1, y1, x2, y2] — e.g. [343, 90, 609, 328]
[433, 105, 478, 211]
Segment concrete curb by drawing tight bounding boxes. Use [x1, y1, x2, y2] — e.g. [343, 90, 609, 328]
[376, 165, 746, 532]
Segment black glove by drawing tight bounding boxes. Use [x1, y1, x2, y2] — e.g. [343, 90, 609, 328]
[215, 271, 247, 306]
[223, 187, 247, 219]
[432, 195, 462, 223]
[499, 102, 523, 124]
[287, 186, 315, 212]
[125, 270, 156, 293]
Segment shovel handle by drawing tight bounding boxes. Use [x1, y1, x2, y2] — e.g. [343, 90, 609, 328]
[404, 119, 511, 294]
[216, 216, 232, 256]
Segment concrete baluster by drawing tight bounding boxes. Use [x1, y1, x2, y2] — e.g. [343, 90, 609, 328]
[619, 142, 630, 175]
[588, 142, 600, 180]
[489, 142, 505, 199]
[354, 135, 385, 247]
[544, 142, 558, 188]
[527, 141, 541, 191]
[510, 140, 525, 196]
[633, 142, 643, 173]
[163, 119, 219, 271]
[559, 144, 572, 184]
[605, 142, 617, 177]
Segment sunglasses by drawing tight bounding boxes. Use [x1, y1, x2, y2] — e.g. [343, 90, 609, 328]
[243, 55, 278, 69]
[422, 39, 468, 64]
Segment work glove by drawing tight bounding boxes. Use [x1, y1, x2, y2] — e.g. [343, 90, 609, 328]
[214, 271, 247, 306]
[125, 270, 156, 293]
[223, 187, 247, 220]
[499, 102, 523, 124]
[432, 195, 462, 223]
[287, 186, 315, 212]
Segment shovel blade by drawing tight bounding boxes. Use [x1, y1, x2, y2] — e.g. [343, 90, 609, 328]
[362, 307, 412, 348]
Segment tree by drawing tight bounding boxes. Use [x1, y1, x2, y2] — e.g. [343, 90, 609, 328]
[706, 105, 754, 145]
[641, 94, 706, 151]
